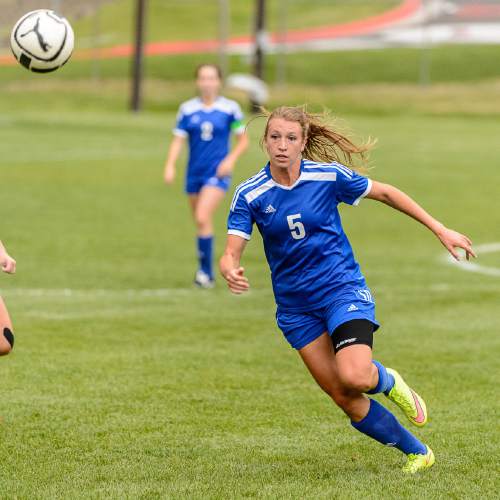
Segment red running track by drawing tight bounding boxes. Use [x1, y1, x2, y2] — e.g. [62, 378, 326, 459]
[0, 0, 420, 66]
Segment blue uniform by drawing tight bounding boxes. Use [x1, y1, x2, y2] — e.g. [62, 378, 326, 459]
[227, 159, 379, 349]
[174, 96, 245, 194]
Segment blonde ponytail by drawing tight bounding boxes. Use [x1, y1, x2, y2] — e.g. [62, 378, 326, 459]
[260, 106, 375, 173]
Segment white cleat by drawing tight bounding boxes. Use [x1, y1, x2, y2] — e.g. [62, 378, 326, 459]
[194, 270, 215, 289]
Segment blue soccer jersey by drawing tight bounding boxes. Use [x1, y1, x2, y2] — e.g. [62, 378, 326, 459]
[227, 159, 373, 312]
[173, 96, 245, 180]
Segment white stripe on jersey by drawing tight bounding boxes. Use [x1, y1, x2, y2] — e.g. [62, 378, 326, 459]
[177, 97, 201, 116]
[301, 171, 337, 182]
[232, 169, 266, 197]
[178, 96, 242, 118]
[230, 171, 267, 211]
[334, 164, 354, 179]
[212, 97, 243, 118]
[230, 170, 267, 211]
[303, 161, 353, 178]
[303, 160, 346, 167]
[227, 229, 251, 240]
[303, 164, 351, 179]
[352, 178, 372, 206]
[244, 179, 275, 204]
[173, 128, 188, 137]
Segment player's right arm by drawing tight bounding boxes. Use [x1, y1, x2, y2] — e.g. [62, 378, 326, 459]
[223, 181, 254, 293]
[220, 235, 249, 294]
[164, 105, 189, 185]
[163, 135, 185, 185]
[0, 241, 16, 274]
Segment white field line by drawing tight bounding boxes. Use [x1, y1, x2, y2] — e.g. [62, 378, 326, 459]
[0, 288, 194, 298]
[442, 242, 500, 278]
[23, 308, 152, 320]
[1, 281, 498, 302]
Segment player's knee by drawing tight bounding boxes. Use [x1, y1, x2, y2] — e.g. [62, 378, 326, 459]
[194, 210, 210, 230]
[0, 327, 14, 355]
[339, 366, 373, 393]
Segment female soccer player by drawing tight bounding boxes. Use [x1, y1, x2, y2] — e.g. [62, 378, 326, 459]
[220, 106, 475, 473]
[164, 63, 249, 288]
[0, 240, 16, 355]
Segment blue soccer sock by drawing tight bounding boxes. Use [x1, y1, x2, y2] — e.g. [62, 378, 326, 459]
[197, 236, 214, 279]
[367, 360, 395, 395]
[351, 398, 426, 455]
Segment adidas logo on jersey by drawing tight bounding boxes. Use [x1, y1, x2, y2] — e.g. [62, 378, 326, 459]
[264, 204, 276, 214]
[347, 304, 359, 312]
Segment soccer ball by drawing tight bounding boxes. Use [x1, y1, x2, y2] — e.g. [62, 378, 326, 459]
[10, 10, 74, 73]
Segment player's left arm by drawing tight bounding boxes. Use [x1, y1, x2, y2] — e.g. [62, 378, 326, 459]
[366, 180, 476, 261]
[216, 128, 249, 178]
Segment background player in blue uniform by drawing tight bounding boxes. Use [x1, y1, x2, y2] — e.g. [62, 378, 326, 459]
[0, 240, 16, 355]
[220, 106, 475, 473]
[163, 64, 249, 288]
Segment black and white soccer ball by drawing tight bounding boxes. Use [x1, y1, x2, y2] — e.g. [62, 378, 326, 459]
[10, 10, 74, 73]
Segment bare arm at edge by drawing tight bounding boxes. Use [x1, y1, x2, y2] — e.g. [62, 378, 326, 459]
[366, 180, 476, 261]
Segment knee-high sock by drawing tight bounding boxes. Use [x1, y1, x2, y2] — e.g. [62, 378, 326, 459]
[197, 236, 213, 279]
[367, 360, 395, 395]
[351, 398, 426, 455]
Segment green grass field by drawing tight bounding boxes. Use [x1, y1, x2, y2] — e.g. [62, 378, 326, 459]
[3, 45, 500, 110]
[0, 69, 500, 497]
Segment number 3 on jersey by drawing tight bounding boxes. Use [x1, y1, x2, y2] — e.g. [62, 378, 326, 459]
[287, 213, 306, 240]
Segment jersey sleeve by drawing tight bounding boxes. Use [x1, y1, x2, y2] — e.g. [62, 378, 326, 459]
[227, 191, 254, 240]
[335, 166, 372, 206]
[173, 107, 189, 138]
[229, 102, 245, 135]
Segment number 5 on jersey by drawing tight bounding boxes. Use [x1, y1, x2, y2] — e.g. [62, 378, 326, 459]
[287, 213, 306, 240]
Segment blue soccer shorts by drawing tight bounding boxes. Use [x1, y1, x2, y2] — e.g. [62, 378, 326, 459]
[276, 288, 380, 350]
[185, 175, 231, 195]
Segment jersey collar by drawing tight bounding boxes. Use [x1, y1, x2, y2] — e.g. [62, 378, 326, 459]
[265, 159, 304, 190]
[197, 96, 221, 111]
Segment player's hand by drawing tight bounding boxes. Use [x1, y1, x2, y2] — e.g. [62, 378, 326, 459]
[216, 158, 234, 178]
[223, 266, 249, 294]
[436, 227, 476, 261]
[164, 167, 175, 185]
[0, 253, 16, 274]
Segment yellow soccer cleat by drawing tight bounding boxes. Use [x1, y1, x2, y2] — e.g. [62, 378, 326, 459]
[386, 368, 428, 427]
[402, 446, 435, 473]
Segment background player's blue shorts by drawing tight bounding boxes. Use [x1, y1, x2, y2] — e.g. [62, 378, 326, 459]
[185, 175, 231, 195]
[276, 288, 380, 350]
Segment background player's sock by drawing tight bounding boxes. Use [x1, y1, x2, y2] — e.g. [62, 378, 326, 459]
[197, 236, 214, 279]
[351, 398, 427, 455]
[367, 360, 395, 395]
